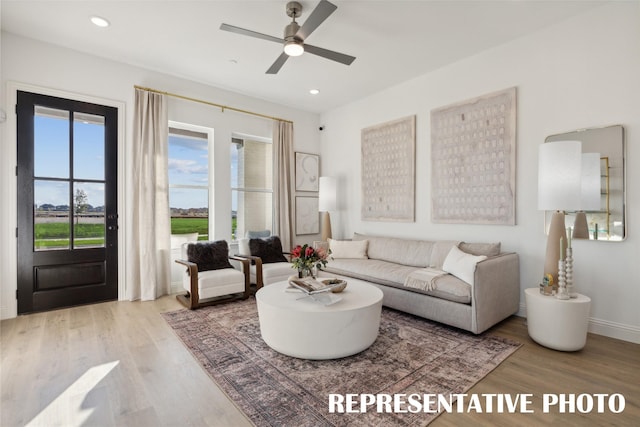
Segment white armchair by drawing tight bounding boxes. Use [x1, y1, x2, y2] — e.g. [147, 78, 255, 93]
[175, 240, 250, 309]
[237, 236, 293, 289]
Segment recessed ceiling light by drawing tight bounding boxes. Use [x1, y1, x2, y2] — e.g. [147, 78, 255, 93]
[309, 89, 320, 95]
[90, 16, 110, 28]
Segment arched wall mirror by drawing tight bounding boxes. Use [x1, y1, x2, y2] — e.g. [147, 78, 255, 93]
[545, 125, 626, 241]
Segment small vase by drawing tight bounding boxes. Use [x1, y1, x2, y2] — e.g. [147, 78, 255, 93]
[298, 267, 314, 279]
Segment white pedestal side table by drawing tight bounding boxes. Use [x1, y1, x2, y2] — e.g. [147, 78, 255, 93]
[525, 288, 591, 351]
[256, 280, 383, 360]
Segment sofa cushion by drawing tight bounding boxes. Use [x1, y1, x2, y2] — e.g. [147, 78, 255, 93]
[459, 241, 501, 257]
[426, 274, 472, 304]
[249, 236, 288, 264]
[328, 238, 368, 259]
[324, 259, 471, 304]
[430, 240, 460, 269]
[325, 258, 415, 287]
[353, 233, 435, 268]
[187, 240, 233, 272]
[442, 246, 487, 286]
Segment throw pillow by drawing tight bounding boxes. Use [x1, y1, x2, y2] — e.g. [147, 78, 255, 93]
[187, 240, 233, 272]
[249, 236, 288, 264]
[459, 242, 501, 257]
[442, 245, 487, 286]
[328, 238, 368, 259]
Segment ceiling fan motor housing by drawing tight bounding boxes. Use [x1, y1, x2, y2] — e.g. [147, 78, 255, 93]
[284, 21, 302, 42]
[286, 2, 303, 19]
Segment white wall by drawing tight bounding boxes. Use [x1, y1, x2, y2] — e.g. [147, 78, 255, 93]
[0, 32, 321, 319]
[319, 3, 640, 343]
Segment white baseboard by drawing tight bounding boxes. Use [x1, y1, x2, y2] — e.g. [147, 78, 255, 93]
[171, 282, 183, 295]
[517, 302, 640, 344]
[587, 318, 640, 344]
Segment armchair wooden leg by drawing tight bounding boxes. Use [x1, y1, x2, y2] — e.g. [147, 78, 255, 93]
[176, 292, 199, 309]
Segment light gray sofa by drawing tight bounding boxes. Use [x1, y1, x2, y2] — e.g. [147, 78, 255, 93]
[320, 233, 520, 334]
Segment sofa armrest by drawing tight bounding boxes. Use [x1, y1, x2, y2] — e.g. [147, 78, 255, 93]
[472, 252, 520, 333]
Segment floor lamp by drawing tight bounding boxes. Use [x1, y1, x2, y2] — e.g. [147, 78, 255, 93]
[538, 141, 582, 294]
[319, 177, 337, 242]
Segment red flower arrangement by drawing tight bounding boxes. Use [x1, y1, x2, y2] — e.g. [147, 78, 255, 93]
[290, 243, 330, 275]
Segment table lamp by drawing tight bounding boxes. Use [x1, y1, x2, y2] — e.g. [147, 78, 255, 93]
[319, 176, 337, 241]
[538, 141, 582, 291]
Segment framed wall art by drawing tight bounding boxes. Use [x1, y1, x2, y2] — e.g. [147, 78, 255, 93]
[430, 87, 517, 225]
[361, 115, 416, 222]
[295, 152, 319, 192]
[295, 196, 319, 235]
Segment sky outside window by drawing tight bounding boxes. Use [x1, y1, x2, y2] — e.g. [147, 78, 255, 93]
[34, 108, 105, 208]
[168, 132, 209, 209]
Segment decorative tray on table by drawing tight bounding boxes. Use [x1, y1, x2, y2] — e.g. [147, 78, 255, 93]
[288, 277, 347, 295]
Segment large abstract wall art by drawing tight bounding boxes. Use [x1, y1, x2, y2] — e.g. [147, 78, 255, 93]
[361, 115, 416, 222]
[431, 87, 517, 225]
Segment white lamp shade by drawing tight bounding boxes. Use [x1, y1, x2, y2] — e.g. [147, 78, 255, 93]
[580, 153, 601, 211]
[318, 176, 337, 211]
[537, 141, 582, 211]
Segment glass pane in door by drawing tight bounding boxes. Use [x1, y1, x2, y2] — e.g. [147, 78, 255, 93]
[73, 112, 105, 180]
[34, 106, 69, 179]
[73, 182, 106, 248]
[34, 180, 70, 251]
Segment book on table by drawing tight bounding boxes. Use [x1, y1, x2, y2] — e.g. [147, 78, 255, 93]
[288, 277, 342, 295]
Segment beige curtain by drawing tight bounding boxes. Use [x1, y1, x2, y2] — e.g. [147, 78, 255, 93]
[127, 89, 171, 300]
[273, 121, 294, 251]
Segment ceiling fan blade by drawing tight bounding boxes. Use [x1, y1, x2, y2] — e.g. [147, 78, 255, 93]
[304, 43, 356, 66]
[266, 52, 290, 74]
[220, 23, 283, 44]
[297, 0, 337, 40]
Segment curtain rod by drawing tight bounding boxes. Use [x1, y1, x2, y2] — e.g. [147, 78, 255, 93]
[133, 85, 293, 124]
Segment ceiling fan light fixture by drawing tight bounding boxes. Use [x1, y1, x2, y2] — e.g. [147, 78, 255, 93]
[284, 40, 304, 57]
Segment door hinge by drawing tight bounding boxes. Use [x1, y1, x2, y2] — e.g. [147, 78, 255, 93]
[16, 227, 18, 238]
[16, 289, 19, 299]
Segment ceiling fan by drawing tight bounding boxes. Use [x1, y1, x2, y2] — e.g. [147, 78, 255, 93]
[220, 0, 356, 74]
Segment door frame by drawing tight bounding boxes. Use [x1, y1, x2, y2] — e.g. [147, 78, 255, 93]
[2, 82, 126, 319]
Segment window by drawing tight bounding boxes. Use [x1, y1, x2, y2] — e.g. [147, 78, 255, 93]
[32, 106, 107, 251]
[168, 124, 211, 240]
[231, 136, 273, 240]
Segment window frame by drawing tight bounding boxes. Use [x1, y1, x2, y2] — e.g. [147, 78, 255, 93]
[230, 134, 274, 241]
[168, 121, 214, 241]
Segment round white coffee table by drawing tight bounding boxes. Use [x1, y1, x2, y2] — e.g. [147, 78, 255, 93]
[255, 280, 383, 359]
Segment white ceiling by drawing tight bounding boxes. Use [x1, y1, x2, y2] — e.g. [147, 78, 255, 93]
[1, 0, 605, 113]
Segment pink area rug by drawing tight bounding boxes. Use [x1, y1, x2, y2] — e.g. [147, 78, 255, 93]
[162, 297, 520, 426]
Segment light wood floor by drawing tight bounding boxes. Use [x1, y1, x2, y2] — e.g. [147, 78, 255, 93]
[1, 296, 638, 427]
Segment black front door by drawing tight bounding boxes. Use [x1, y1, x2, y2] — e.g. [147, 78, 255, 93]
[16, 91, 118, 314]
